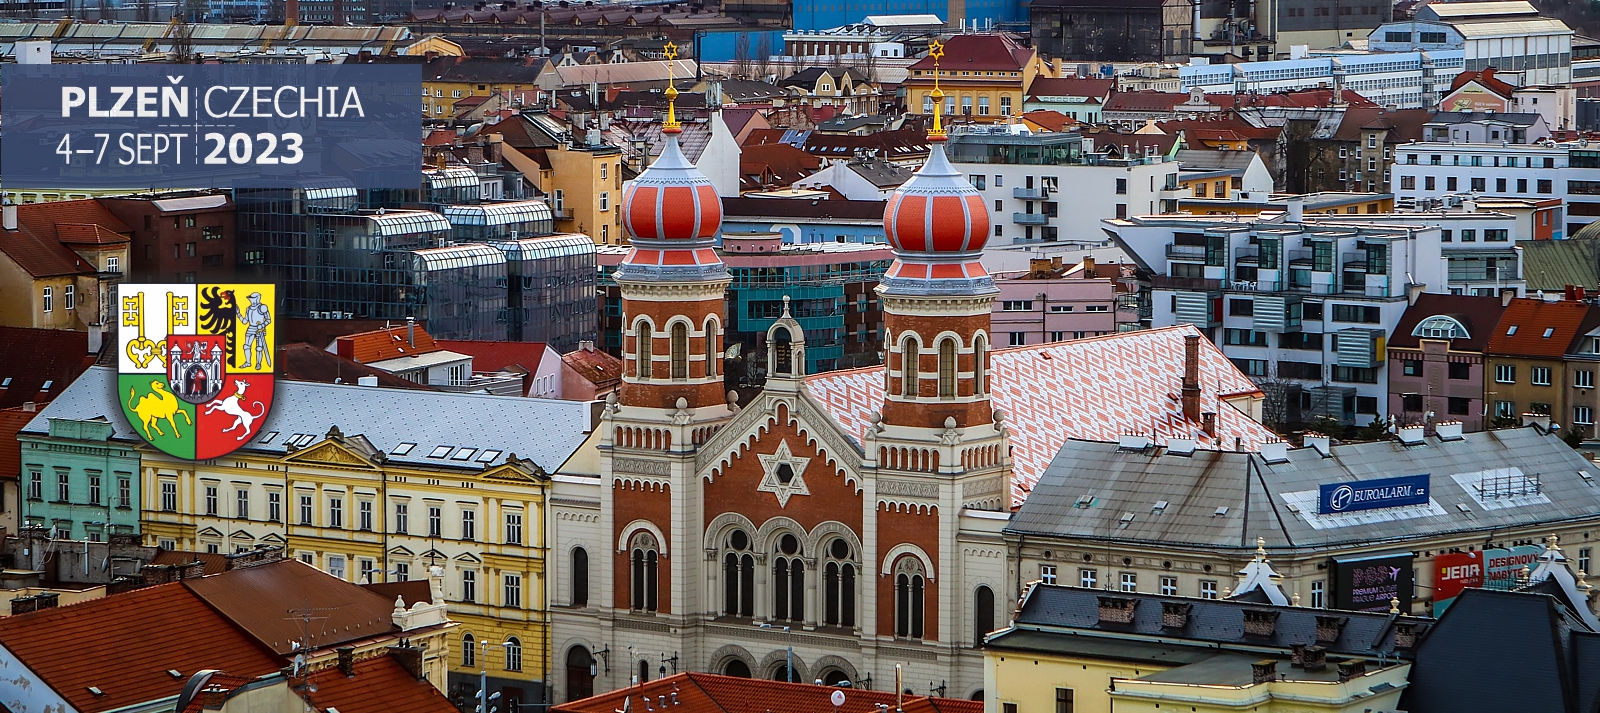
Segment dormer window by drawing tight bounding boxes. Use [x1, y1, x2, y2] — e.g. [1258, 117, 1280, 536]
[1412, 315, 1470, 340]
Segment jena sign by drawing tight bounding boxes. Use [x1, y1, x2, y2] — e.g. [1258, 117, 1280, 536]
[1318, 473, 1430, 514]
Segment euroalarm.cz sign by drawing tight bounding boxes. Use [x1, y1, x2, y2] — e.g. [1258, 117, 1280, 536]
[1318, 473, 1431, 515]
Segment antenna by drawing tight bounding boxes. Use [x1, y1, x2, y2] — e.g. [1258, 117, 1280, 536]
[284, 598, 337, 672]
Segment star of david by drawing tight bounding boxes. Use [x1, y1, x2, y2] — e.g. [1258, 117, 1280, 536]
[756, 439, 811, 508]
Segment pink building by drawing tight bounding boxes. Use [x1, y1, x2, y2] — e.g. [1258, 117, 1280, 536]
[991, 257, 1140, 346]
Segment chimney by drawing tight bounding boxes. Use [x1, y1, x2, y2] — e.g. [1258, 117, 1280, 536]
[1503, 290, 1516, 307]
[358, 375, 379, 387]
[1251, 660, 1278, 685]
[1301, 646, 1328, 671]
[1242, 609, 1280, 637]
[1315, 615, 1347, 643]
[406, 316, 416, 347]
[1260, 440, 1289, 463]
[1160, 601, 1192, 628]
[388, 646, 428, 680]
[10, 591, 59, 614]
[1435, 421, 1464, 441]
[1096, 596, 1138, 624]
[1397, 424, 1425, 445]
[1336, 659, 1367, 682]
[1302, 432, 1330, 456]
[200, 688, 228, 710]
[1082, 255, 1095, 274]
[2, 199, 16, 231]
[1285, 195, 1304, 223]
[1290, 643, 1306, 666]
[1201, 411, 1217, 438]
[1394, 622, 1418, 649]
[22, 401, 36, 412]
[1182, 334, 1202, 423]
[336, 646, 356, 677]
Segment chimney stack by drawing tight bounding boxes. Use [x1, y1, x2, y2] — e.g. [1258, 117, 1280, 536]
[1182, 334, 1202, 423]
[2, 198, 17, 231]
[406, 316, 416, 347]
[1251, 660, 1278, 685]
[336, 646, 356, 677]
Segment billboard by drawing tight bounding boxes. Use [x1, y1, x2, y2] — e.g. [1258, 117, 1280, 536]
[1484, 545, 1545, 590]
[1318, 474, 1431, 515]
[1432, 551, 1484, 616]
[1331, 552, 1415, 613]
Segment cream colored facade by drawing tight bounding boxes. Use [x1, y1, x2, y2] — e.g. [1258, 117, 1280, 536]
[139, 429, 552, 696]
[0, 244, 126, 333]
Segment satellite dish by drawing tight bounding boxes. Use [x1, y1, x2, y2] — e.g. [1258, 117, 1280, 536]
[831, 691, 847, 707]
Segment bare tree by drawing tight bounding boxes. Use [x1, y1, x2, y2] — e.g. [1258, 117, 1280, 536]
[732, 32, 752, 80]
[171, 17, 195, 63]
[754, 32, 772, 81]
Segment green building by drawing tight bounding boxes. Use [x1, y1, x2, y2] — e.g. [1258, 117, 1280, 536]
[18, 416, 142, 540]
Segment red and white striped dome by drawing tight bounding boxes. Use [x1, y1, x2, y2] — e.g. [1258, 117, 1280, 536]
[883, 144, 989, 255]
[621, 134, 722, 242]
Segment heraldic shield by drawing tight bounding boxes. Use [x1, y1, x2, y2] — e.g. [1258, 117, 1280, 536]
[117, 284, 276, 460]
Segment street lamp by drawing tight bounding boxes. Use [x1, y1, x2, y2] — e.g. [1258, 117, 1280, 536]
[757, 622, 794, 682]
[476, 640, 517, 713]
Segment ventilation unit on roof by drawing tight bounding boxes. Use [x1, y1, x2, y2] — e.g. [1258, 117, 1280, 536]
[1119, 512, 1135, 525]
[1214, 506, 1230, 517]
[1075, 494, 1094, 508]
[1152, 500, 1169, 514]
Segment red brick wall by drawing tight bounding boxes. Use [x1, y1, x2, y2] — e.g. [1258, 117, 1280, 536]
[620, 296, 726, 409]
[875, 502, 941, 641]
[613, 480, 673, 613]
[702, 411, 864, 535]
[884, 312, 993, 428]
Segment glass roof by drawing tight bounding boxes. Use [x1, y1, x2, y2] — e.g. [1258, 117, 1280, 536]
[367, 210, 452, 236]
[411, 243, 506, 271]
[492, 233, 597, 261]
[443, 200, 555, 227]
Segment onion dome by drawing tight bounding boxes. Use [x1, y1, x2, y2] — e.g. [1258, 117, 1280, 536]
[883, 144, 989, 254]
[621, 134, 723, 243]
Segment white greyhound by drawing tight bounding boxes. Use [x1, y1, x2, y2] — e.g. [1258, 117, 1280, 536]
[205, 379, 266, 440]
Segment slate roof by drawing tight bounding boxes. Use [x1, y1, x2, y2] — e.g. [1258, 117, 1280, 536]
[1026, 77, 1115, 100]
[0, 583, 283, 713]
[1485, 297, 1594, 357]
[1385, 293, 1509, 351]
[722, 197, 886, 220]
[1403, 587, 1600, 713]
[552, 673, 981, 713]
[420, 55, 547, 84]
[1007, 427, 1600, 551]
[25, 366, 594, 473]
[1174, 149, 1256, 173]
[0, 326, 92, 409]
[1000, 583, 1425, 659]
[807, 325, 1276, 505]
[1428, 111, 1544, 127]
[183, 559, 405, 655]
[308, 655, 458, 713]
[1519, 238, 1600, 291]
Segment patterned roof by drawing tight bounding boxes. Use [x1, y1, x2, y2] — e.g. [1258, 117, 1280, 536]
[806, 325, 1275, 505]
[553, 672, 980, 713]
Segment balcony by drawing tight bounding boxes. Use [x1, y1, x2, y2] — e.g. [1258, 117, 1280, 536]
[1342, 252, 1372, 271]
[1013, 187, 1050, 200]
[1151, 274, 1223, 291]
[1166, 244, 1207, 260]
[1013, 212, 1049, 225]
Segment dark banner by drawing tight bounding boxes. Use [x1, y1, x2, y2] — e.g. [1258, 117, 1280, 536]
[1319, 473, 1430, 514]
[1331, 552, 1415, 613]
[3, 64, 421, 190]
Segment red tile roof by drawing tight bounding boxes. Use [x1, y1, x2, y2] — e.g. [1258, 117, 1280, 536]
[334, 324, 443, 364]
[739, 143, 822, 187]
[907, 33, 1032, 72]
[1026, 77, 1115, 100]
[1486, 298, 1596, 358]
[554, 673, 982, 713]
[561, 344, 624, 391]
[0, 405, 40, 481]
[1387, 293, 1509, 352]
[280, 343, 438, 391]
[0, 583, 283, 713]
[0, 200, 130, 277]
[54, 223, 130, 246]
[1020, 110, 1080, 133]
[807, 325, 1275, 505]
[149, 549, 231, 576]
[1449, 68, 1515, 99]
[182, 559, 404, 655]
[308, 655, 457, 713]
[436, 339, 551, 372]
[0, 326, 92, 408]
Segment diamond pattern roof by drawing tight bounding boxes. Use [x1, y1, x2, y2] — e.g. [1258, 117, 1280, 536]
[806, 325, 1275, 505]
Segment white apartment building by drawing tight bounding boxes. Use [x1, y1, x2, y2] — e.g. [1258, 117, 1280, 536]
[1179, 51, 1464, 109]
[1106, 208, 1448, 425]
[1305, 211, 1527, 297]
[946, 127, 1180, 245]
[1391, 141, 1600, 236]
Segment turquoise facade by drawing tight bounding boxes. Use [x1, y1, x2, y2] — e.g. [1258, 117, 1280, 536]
[18, 417, 142, 540]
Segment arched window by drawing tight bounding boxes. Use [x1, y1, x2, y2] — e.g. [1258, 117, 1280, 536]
[771, 533, 804, 622]
[566, 646, 595, 702]
[894, 556, 926, 639]
[504, 637, 523, 672]
[705, 318, 719, 377]
[571, 546, 589, 607]
[974, 585, 995, 646]
[722, 529, 754, 617]
[629, 531, 659, 612]
[723, 659, 752, 678]
[462, 632, 476, 667]
[670, 322, 688, 379]
[773, 327, 793, 376]
[823, 537, 856, 628]
[901, 336, 920, 397]
[973, 335, 987, 396]
[1413, 315, 1471, 340]
[822, 669, 851, 687]
[938, 337, 958, 398]
[636, 322, 653, 379]
[638, 659, 651, 683]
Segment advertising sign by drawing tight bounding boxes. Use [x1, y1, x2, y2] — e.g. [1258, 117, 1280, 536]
[1484, 544, 1545, 590]
[1318, 473, 1431, 515]
[3, 64, 421, 190]
[1446, 85, 1511, 113]
[1331, 552, 1415, 613]
[117, 284, 275, 460]
[1432, 551, 1484, 616]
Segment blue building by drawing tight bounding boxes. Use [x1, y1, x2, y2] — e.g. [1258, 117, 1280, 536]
[17, 416, 142, 541]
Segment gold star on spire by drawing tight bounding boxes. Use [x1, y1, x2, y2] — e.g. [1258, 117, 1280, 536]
[663, 40, 682, 133]
[928, 39, 947, 141]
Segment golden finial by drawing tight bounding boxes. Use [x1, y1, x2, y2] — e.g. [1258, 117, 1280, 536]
[927, 39, 947, 141]
[662, 40, 682, 134]
[1389, 597, 1401, 615]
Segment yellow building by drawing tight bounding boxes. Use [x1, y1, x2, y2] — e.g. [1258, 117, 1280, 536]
[0, 199, 128, 335]
[903, 33, 1052, 123]
[416, 55, 551, 119]
[985, 571, 1419, 713]
[41, 369, 600, 706]
[492, 114, 624, 245]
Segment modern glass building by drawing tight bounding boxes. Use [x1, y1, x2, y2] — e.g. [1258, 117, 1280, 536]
[493, 234, 597, 352]
[443, 201, 556, 242]
[409, 243, 510, 340]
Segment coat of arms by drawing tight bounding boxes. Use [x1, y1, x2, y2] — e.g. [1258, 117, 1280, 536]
[116, 284, 275, 460]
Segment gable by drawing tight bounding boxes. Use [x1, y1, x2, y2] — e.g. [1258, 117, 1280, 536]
[697, 390, 861, 493]
[283, 441, 379, 469]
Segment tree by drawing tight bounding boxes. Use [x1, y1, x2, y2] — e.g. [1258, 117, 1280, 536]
[754, 33, 772, 81]
[732, 32, 752, 80]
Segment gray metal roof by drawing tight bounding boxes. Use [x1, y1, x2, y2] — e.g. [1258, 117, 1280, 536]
[24, 366, 592, 472]
[1007, 428, 1600, 552]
